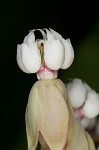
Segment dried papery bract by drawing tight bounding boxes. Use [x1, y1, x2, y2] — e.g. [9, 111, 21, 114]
[16, 28, 95, 150]
[26, 79, 73, 150]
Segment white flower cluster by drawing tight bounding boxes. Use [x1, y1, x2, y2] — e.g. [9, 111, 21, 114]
[16, 28, 74, 74]
[66, 78, 99, 119]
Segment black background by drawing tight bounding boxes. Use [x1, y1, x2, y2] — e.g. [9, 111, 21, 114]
[0, 0, 99, 149]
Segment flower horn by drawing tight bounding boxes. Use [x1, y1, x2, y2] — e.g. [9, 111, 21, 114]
[16, 30, 41, 73]
[49, 28, 74, 69]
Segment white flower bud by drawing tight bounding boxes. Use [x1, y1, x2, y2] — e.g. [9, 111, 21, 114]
[82, 91, 99, 118]
[67, 79, 86, 108]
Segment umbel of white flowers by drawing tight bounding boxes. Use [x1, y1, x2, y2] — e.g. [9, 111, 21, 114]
[16, 28, 74, 79]
[66, 78, 99, 119]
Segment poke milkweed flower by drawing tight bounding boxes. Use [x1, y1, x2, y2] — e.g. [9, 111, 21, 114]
[16, 29, 95, 150]
[16, 28, 74, 79]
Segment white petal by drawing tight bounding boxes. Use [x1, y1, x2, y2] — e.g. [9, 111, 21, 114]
[44, 29, 55, 42]
[16, 44, 30, 73]
[49, 28, 62, 40]
[21, 43, 41, 73]
[37, 29, 46, 39]
[67, 79, 86, 108]
[49, 29, 74, 69]
[24, 31, 35, 46]
[44, 39, 65, 70]
[61, 39, 74, 69]
[82, 91, 99, 118]
[31, 29, 46, 40]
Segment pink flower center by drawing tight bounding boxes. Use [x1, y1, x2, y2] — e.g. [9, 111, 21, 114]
[73, 108, 84, 120]
[37, 64, 58, 80]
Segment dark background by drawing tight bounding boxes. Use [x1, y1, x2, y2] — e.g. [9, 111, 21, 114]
[0, 0, 99, 149]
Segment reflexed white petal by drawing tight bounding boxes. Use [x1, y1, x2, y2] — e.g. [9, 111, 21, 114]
[37, 29, 46, 39]
[30, 29, 46, 39]
[61, 39, 74, 69]
[21, 43, 41, 73]
[44, 39, 64, 70]
[82, 91, 99, 118]
[67, 79, 86, 108]
[24, 31, 35, 45]
[16, 44, 30, 73]
[45, 29, 55, 42]
[49, 29, 74, 69]
[49, 28, 62, 40]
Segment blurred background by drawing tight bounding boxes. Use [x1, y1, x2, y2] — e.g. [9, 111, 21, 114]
[0, 0, 99, 149]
